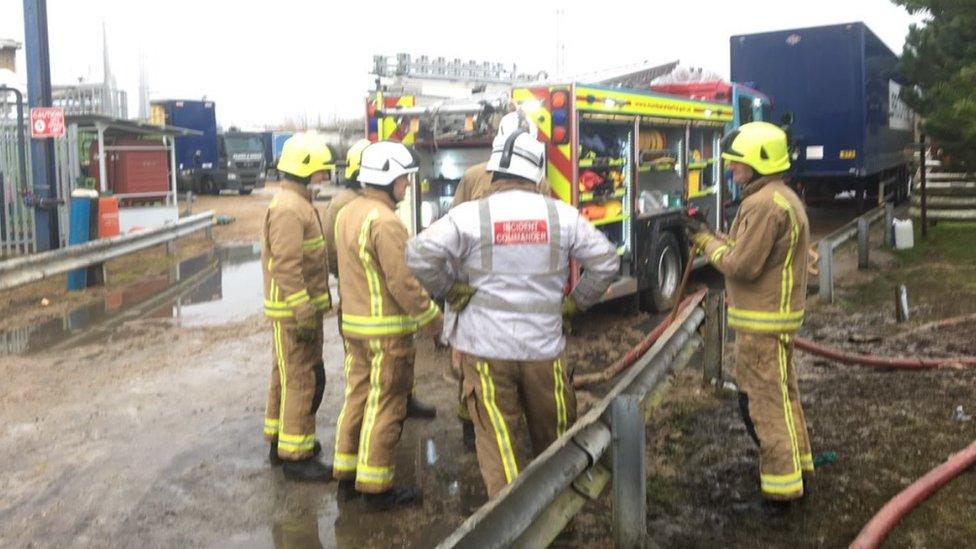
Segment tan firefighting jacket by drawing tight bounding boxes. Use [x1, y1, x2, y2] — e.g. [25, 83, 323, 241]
[334, 188, 440, 339]
[261, 181, 332, 325]
[696, 175, 809, 335]
[323, 188, 361, 277]
[452, 162, 552, 208]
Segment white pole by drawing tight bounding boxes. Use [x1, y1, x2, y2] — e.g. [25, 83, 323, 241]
[168, 135, 178, 209]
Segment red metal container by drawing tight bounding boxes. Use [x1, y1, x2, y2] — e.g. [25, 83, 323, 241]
[90, 139, 170, 196]
[649, 81, 733, 103]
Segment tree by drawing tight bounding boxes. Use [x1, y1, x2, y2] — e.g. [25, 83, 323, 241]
[894, 1, 976, 169]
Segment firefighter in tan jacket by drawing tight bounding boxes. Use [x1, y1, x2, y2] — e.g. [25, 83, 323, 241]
[689, 122, 813, 505]
[324, 139, 438, 420]
[261, 132, 335, 482]
[332, 140, 442, 510]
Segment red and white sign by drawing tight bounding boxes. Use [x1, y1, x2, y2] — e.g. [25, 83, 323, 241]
[493, 219, 549, 245]
[30, 107, 66, 138]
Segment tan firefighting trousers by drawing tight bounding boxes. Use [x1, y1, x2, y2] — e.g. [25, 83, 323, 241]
[332, 336, 414, 493]
[264, 319, 325, 460]
[461, 352, 577, 498]
[735, 332, 814, 500]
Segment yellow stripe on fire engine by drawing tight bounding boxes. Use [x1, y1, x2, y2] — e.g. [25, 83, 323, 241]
[514, 87, 573, 204]
[575, 85, 733, 122]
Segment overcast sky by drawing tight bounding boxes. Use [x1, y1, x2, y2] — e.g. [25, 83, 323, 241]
[1, 0, 925, 128]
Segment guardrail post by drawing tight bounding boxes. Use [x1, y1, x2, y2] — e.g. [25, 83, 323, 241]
[884, 202, 894, 248]
[857, 217, 869, 269]
[166, 240, 177, 257]
[611, 394, 646, 549]
[818, 239, 833, 304]
[702, 290, 724, 389]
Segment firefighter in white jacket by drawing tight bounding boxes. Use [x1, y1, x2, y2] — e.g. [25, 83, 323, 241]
[406, 129, 619, 497]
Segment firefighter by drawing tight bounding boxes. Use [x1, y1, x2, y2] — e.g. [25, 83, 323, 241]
[331, 140, 443, 509]
[447, 111, 550, 451]
[406, 129, 619, 497]
[262, 132, 335, 482]
[323, 139, 438, 420]
[687, 121, 814, 505]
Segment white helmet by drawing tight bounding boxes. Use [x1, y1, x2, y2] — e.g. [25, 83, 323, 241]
[358, 141, 419, 186]
[486, 129, 546, 184]
[497, 111, 538, 140]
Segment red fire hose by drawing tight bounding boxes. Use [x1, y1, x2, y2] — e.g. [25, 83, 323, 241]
[850, 439, 976, 548]
[573, 289, 706, 389]
[794, 337, 976, 369]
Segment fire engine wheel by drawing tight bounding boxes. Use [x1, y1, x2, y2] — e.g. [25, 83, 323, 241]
[641, 231, 682, 313]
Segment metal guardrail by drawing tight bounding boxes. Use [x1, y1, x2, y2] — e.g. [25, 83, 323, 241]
[816, 203, 893, 304]
[0, 211, 214, 291]
[438, 290, 722, 548]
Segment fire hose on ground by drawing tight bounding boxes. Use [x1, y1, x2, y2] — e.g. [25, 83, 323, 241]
[850, 439, 976, 549]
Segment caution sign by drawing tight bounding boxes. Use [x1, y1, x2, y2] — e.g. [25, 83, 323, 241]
[493, 220, 549, 245]
[30, 107, 66, 138]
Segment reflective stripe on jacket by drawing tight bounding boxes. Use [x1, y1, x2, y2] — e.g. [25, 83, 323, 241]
[407, 178, 619, 361]
[261, 181, 332, 324]
[335, 188, 440, 338]
[698, 176, 809, 335]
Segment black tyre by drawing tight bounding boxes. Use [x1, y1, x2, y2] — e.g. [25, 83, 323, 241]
[640, 231, 682, 313]
[239, 189, 253, 196]
[202, 177, 217, 195]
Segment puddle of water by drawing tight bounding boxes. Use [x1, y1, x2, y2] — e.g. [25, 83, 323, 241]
[0, 243, 264, 356]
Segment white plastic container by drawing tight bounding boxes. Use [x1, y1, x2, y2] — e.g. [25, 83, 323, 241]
[894, 218, 914, 250]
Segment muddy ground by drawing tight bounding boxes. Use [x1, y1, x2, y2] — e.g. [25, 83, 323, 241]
[633, 221, 976, 548]
[4, 188, 967, 547]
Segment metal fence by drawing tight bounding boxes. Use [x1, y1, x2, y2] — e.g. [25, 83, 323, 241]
[1, 91, 34, 256]
[438, 290, 722, 548]
[910, 157, 976, 222]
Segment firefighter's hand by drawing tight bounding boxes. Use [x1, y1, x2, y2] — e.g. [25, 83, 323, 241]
[295, 325, 319, 343]
[293, 303, 319, 343]
[423, 312, 444, 340]
[444, 283, 477, 312]
[561, 296, 580, 318]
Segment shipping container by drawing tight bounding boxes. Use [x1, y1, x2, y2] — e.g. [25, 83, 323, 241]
[730, 22, 914, 204]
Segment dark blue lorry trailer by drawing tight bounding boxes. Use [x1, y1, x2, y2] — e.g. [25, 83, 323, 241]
[730, 22, 914, 206]
[151, 100, 266, 195]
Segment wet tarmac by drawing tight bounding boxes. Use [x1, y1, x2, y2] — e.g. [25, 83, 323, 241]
[0, 243, 265, 357]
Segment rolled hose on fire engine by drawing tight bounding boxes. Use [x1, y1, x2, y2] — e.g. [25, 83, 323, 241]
[850, 439, 976, 549]
[793, 337, 976, 369]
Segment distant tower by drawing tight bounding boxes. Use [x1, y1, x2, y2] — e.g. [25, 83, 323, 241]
[101, 21, 115, 116]
[138, 52, 150, 120]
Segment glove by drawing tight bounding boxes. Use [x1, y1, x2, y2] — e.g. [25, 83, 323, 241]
[683, 207, 712, 248]
[444, 283, 477, 313]
[561, 296, 580, 317]
[293, 302, 319, 343]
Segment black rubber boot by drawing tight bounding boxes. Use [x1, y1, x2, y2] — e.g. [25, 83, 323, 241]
[406, 395, 437, 419]
[461, 419, 476, 452]
[281, 458, 333, 482]
[364, 486, 423, 511]
[269, 440, 322, 466]
[337, 479, 359, 501]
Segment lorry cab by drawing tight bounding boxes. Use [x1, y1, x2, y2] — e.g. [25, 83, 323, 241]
[367, 85, 733, 312]
[217, 131, 266, 195]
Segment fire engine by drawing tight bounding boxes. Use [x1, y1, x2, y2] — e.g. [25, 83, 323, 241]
[365, 84, 734, 312]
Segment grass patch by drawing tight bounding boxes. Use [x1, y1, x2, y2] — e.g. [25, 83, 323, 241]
[839, 222, 976, 313]
[646, 473, 681, 506]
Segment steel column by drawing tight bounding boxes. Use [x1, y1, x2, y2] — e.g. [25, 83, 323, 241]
[611, 394, 646, 549]
[23, 0, 59, 250]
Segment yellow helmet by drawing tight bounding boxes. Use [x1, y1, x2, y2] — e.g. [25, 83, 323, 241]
[720, 121, 791, 175]
[344, 138, 372, 181]
[276, 132, 335, 179]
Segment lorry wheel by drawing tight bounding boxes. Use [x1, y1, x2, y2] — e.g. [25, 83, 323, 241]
[239, 189, 253, 196]
[202, 177, 217, 195]
[640, 231, 682, 313]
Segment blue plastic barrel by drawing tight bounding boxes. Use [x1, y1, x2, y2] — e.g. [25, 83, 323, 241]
[66, 197, 94, 291]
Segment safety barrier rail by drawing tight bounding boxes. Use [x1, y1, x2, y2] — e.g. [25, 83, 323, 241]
[816, 203, 893, 305]
[0, 211, 214, 291]
[437, 289, 723, 548]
